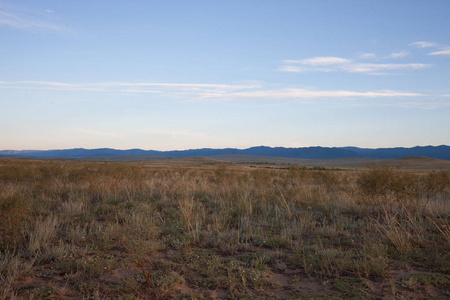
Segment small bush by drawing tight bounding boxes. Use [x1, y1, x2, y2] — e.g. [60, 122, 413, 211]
[357, 164, 449, 207]
[423, 170, 450, 197]
[357, 164, 397, 198]
[0, 191, 29, 249]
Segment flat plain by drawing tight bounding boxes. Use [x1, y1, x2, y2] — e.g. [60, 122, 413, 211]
[1, 157, 449, 299]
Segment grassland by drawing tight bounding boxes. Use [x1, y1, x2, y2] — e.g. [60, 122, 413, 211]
[0, 158, 449, 299]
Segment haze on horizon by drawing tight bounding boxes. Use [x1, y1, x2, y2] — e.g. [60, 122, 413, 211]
[1, 0, 449, 151]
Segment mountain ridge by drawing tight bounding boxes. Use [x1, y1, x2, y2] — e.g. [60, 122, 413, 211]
[1, 145, 449, 160]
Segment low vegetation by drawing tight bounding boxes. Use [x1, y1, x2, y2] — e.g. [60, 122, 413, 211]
[0, 158, 449, 299]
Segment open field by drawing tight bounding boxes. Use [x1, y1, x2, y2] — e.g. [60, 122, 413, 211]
[6, 154, 450, 171]
[210, 155, 450, 171]
[1, 158, 449, 299]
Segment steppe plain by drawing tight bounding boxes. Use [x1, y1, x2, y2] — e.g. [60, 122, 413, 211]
[1, 156, 449, 299]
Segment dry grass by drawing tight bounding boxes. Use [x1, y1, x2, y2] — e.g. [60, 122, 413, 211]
[0, 158, 449, 299]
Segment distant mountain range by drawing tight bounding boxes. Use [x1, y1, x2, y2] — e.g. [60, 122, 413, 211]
[1, 145, 450, 160]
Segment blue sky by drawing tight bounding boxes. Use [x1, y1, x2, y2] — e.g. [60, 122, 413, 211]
[1, 0, 449, 150]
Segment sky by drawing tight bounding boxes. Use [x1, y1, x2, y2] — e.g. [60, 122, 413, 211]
[1, 0, 450, 151]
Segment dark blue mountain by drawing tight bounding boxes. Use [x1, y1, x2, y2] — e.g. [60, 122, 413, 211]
[1, 145, 449, 160]
[340, 145, 450, 160]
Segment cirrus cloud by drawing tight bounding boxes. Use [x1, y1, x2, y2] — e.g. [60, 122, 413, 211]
[0, 80, 425, 103]
[279, 57, 430, 75]
[359, 53, 377, 59]
[388, 51, 410, 59]
[0, 3, 67, 31]
[285, 57, 352, 66]
[198, 88, 423, 101]
[340, 63, 429, 74]
[428, 49, 450, 56]
[409, 41, 438, 48]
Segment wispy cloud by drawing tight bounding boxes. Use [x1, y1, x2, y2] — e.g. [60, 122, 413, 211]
[121, 89, 163, 94]
[359, 53, 377, 59]
[428, 49, 450, 56]
[408, 41, 450, 56]
[0, 81, 98, 92]
[278, 65, 309, 73]
[377, 101, 450, 110]
[280, 42, 446, 75]
[388, 51, 410, 59]
[0, 81, 79, 87]
[0, 80, 261, 100]
[409, 41, 437, 48]
[198, 89, 423, 101]
[279, 57, 430, 75]
[285, 57, 351, 66]
[94, 82, 257, 91]
[0, 81, 259, 94]
[0, 3, 67, 31]
[0, 80, 426, 104]
[341, 63, 428, 74]
[278, 65, 338, 73]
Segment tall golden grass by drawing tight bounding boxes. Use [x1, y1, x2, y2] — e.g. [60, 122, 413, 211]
[0, 158, 449, 299]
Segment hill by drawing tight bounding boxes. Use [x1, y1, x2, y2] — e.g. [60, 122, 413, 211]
[1, 145, 449, 160]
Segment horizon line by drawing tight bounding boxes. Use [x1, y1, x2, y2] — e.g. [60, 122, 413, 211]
[1, 144, 449, 152]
